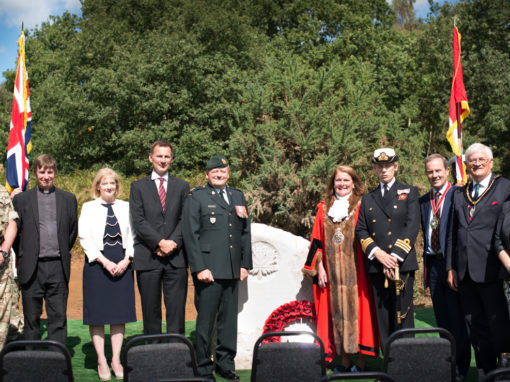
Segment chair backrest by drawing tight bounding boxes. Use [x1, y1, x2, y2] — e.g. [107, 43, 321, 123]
[150, 378, 213, 382]
[481, 367, 510, 382]
[383, 327, 456, 382]
[251, 331, 326, 382]
[122, 333, 199, 382]
[318, 371, 396, 381]
[0, 340, 73, 382]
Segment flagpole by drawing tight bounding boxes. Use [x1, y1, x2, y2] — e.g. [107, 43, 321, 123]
[456, 101, 464, 184]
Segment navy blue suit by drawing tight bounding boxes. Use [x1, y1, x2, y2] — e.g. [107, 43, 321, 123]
[446, 176, 510, 376]
[419, 185, 470, 376]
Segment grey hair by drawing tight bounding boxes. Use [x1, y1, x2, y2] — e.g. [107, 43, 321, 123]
[464, 143, 493, 161]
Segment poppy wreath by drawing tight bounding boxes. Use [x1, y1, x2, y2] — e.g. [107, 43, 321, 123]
[261, 300, 316, 343]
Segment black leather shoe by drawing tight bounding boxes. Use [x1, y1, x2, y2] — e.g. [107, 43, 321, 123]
[215, 367, 240, 381]
[202, 374, 216, 382]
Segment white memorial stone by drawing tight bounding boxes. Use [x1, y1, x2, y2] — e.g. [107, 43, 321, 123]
[236, 223, 314, 369]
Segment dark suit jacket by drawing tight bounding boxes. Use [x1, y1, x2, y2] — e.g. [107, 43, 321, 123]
[356, 180, 420, 273]
[419, 185, 457, 256]
[495, 201, 510, 262]
[12, 187, 78, 285]
[129, 175, 190, 270]
[446, 175, 510, 282]
[182, 183, 252, 279]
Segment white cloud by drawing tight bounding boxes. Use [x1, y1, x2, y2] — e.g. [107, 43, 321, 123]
[0, 0, 81, 29]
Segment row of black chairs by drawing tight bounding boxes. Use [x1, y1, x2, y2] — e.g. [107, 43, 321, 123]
[0, 328, 509, 382]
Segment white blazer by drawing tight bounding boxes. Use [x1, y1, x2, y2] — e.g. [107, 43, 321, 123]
[79, 198, 134, 262]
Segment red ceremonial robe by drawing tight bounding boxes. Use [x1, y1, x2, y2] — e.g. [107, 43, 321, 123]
[304, 201, 379, 362]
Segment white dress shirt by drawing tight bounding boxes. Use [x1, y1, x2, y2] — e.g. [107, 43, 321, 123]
[151, 171, 168, 192]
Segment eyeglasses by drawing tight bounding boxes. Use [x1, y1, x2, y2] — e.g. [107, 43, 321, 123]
[467, 158, 490, 166]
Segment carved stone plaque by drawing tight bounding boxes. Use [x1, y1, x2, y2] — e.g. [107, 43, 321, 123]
[249, 240, 278, 280]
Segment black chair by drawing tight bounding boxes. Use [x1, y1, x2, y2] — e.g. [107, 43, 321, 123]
[251, 331, 326, 382]
[383, 327, 456, 382]
[0, 339, 73, 382]
[481, 367, 510, 382]
[318, 371, 396, 381]
[150, 378, 213, 382]
[122, 333, 200, 382]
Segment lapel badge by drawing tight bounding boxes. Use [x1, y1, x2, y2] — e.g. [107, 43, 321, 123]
[235, 205, 248, 218]
[210, 217, 216, 224]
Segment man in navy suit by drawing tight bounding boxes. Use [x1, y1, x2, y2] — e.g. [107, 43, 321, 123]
[419, 154, 470, 382]
[130, 140, 190, 335]
[446, 143, 510, 379]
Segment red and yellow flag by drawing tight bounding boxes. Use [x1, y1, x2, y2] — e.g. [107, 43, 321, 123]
[446, 26, 470, 185]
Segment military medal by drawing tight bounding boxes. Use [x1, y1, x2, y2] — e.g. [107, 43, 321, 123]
[430, 218, 438, 229]
[333, 229, 344, 244]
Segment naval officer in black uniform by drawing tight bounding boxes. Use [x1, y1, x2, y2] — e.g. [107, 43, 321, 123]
[182, 155, 252, 381]
[356, 148, 420, 350]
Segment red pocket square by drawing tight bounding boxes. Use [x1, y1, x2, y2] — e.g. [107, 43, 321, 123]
[492, 201, 498, 205]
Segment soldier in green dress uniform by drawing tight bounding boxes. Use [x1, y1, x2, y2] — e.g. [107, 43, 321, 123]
[182, 155, 252, 382]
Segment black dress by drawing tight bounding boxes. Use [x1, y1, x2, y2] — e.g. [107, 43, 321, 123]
[83, 203, 136, 325]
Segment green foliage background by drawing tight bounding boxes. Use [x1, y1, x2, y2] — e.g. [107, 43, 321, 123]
[0, 0, 509, 237]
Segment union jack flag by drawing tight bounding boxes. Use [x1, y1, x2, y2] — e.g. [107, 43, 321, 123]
[6, 29, 32, 193]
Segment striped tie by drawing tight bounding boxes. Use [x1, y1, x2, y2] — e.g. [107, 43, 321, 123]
[158, 177, 166, 212]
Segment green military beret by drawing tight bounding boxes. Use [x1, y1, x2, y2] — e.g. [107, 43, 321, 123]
[206, 155, 229, 170]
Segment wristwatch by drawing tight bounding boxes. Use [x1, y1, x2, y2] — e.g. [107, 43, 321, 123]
[0, 250, 8, 260]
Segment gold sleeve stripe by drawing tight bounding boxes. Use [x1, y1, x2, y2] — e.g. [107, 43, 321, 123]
[395, 239, 411, 253]
[360, 238, 374, 253]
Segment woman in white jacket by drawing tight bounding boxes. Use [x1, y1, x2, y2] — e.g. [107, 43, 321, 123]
[79, 168, 136, 381]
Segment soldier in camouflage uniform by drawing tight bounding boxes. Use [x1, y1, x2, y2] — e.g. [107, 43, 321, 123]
[0, 185, 22, 349]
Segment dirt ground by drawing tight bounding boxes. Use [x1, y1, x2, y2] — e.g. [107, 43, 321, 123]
[66, 254, 197, 321]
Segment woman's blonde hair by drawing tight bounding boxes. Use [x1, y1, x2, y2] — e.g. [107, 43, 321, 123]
[90, 168, 122, 199]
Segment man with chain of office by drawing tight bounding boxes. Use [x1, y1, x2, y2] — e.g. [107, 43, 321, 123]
[446, 143, 510, 379]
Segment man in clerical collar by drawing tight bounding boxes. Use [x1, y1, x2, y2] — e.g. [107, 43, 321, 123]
[356, 148, 420, 351]
[13, 154, 78, 345]
[446, 143, 510, 379]
[419, 154, 470, 382]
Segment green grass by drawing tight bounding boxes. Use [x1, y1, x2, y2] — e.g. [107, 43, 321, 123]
[46, 307, 477, 381]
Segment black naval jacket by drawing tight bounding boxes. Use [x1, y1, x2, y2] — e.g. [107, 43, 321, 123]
[356, 180, 420, 273]
[182, 183, 252, 279]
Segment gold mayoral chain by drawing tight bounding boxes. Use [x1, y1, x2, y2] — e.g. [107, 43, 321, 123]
[465, 177, 497, 218]
[429, 182, 451, 229]
[332, 202, 359, 245]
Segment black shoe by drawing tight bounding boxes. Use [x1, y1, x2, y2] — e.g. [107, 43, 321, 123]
[202, 374, 216, 382]
[215, 367, 240, 381]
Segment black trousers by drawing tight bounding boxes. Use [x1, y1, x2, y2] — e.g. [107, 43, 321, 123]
[427, 256, 471, 376]
[136, 265, 188, 335]
[21, 258, 68, 345]
[370, 271, 415, 352]
[459, 275, 510, 376]
[194, 278, 239, 376]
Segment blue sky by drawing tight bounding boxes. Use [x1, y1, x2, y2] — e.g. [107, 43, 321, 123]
[0, 0, 454, 83]
[0, 0, 81, 82]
